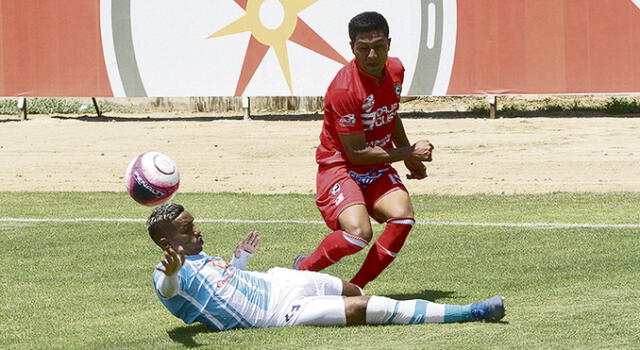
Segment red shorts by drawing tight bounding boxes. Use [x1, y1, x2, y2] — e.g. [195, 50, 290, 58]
[315, 164, 407, 230]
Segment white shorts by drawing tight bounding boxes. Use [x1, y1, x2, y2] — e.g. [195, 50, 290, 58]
[261, 268, 347, 328]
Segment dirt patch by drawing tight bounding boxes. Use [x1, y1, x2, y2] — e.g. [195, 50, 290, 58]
[1, 113, 638, 195]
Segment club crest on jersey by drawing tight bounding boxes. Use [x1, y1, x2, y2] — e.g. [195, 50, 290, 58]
[339, 114, 356, 128]
[394, 84, 402, 98]
[361, 94, 375, 112]
[331, 182, 341, 195]
[349, 168, 388, 187]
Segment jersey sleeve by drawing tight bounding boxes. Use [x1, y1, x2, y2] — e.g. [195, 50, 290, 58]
[326, 90, 364, 136]
[153, 267, 185, 299]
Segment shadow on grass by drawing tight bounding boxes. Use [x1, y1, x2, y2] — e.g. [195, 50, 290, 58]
[384, 289, 463, 302]
[167, 324, 211, 348]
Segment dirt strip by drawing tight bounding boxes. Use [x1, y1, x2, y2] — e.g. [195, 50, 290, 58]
[1, 115, 638, 194]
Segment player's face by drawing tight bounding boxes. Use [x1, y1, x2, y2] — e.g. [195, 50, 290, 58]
[351, 30, 390, 78]
[167, 211, 204, 255]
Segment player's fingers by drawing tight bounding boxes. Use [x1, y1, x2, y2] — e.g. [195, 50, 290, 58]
[250, 232, 260, 245]
[177, 246, 185, 264]
[244, 232, 256, 246]
[163, 250, 173, 262]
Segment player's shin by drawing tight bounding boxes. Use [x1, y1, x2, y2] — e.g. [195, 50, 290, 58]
[365, 296, 476, 324]
[350, 218, 414, 287]
[298, 230, 368, 271]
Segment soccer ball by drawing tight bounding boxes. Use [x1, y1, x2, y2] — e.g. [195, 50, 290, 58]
[125, 152, 180, 206]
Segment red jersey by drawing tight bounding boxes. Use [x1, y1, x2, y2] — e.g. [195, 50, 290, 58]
[316, 57, 405, 169]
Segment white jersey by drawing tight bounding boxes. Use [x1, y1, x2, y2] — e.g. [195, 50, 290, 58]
[152, 252, 343, 330]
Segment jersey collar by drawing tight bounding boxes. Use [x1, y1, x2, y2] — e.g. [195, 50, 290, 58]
[185, 252, 208, 260]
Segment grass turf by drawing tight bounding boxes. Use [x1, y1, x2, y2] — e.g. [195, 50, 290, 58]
[1, 192, 639, 349]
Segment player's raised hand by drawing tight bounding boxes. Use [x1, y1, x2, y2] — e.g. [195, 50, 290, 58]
[235, 231, 260, 258]
[405, 159, 428, 180]
[410, 139, 434, 162]
[157, 246, 185, 276]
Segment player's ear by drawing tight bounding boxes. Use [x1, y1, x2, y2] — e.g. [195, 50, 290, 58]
[158, 237, 172, 251]
[387, 37, 391, 51]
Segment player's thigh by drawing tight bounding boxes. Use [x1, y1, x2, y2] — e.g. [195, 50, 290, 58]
[372, 188, 414, 221]
[337, 204, 373, 241]
[281, 296, 347, 327]
[367, 168, 414, 221]
[316, 166, 368, 232]
[268, 267, 344, 297]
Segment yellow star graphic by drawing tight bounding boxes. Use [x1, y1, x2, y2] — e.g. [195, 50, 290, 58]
[208, 0, 347, 95]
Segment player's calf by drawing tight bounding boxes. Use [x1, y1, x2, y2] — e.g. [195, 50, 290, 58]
[350, 217, 414, 287]
[295, 230, 369, 271]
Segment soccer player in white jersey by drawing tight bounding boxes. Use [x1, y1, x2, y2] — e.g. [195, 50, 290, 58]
[149, 203, 505, 331]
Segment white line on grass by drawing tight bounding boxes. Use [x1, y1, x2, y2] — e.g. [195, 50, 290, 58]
[0, 217, 638, 229]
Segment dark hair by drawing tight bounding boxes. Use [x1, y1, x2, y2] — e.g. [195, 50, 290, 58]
[147, 203, 184, 245]
[348, 11, 389, 42]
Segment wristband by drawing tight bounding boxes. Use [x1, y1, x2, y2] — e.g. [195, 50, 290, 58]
[230, 250, 253, 269]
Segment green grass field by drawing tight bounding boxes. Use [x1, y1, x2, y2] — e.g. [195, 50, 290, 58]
[2, 192, 639, 349]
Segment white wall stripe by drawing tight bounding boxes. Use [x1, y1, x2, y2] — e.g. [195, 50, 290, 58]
[99, 0, 126, 97]
[0, 217, 638, 229]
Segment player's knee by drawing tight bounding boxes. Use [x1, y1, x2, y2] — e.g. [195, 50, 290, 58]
[345, 225, 373, 242]
[342, 281, 365, 296]
[388, 204, 414, 220]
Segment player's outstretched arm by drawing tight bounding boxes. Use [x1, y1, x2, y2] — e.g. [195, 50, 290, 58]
[156, 246, 185, 298]
[230, 231, 260, 270]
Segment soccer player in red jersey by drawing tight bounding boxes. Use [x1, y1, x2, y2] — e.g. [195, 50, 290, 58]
[293, 12, 434, 288]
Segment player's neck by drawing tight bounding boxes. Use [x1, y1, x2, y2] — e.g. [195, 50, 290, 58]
[356, 62, 386, 85]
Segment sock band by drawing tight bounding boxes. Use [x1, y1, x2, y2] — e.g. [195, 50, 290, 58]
[386, 217, 415, 225]
[299, 230, 368, 271]
[341, 231, 369, 248]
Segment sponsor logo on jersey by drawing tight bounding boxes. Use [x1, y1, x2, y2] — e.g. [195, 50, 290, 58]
[361, 94, 375, 112]
[395, 84, 402, 98]
[349, 168, 388, 187]
[367, 134, 392, 148]
[361, 103, 398, 131]
[331, 182, 341, 195]
[338, 114, 356, 128]
[211, 258, 228, 270]
[216, 268, 236, 288]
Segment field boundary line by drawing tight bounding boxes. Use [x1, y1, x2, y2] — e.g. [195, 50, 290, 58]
[0, 217, 638, 229]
